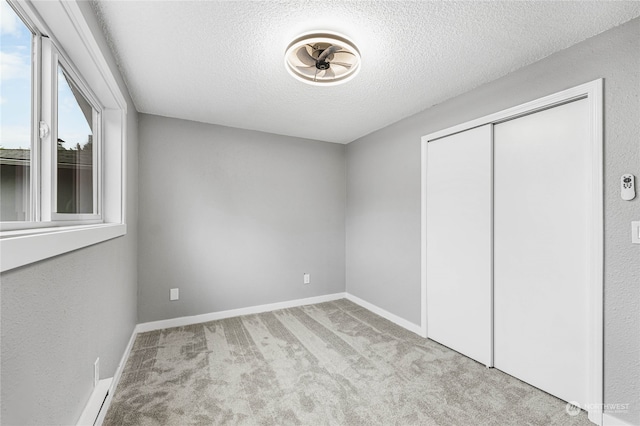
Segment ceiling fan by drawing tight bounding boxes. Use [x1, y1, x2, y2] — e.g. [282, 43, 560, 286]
[285, 32, 361, 86]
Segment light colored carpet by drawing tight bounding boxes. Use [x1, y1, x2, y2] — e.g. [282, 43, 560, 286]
[103, 299, 591, 425]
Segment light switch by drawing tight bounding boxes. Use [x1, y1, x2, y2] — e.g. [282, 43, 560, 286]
[632, 222, 640, 244]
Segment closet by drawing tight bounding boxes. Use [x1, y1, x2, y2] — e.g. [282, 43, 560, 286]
[423, 80, 602, 423]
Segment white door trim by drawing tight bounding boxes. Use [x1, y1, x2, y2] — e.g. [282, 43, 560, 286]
[420, 79, 603, 425]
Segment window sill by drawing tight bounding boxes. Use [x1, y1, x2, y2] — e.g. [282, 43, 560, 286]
[0, 223, 126, 272]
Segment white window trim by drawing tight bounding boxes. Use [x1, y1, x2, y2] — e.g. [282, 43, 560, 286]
[0, 0, 127, 272]
[0, 224, 126, 272]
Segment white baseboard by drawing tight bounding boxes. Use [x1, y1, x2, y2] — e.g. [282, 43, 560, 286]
[345, 293, 424, 336]
[76, 378, 112, 426]
[135, 292, 348, 333]
[94, 327, 137, 426]
[603, 413, 637, 426]
[134, 292, 422, 338]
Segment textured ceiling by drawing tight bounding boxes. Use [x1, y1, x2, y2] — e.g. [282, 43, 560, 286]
[93, 1, 640, 144]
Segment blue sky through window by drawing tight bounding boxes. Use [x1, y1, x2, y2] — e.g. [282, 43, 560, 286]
[1, 0, 31, 149]
[57, 66, 93, 150]
[1, 0, 92, 151]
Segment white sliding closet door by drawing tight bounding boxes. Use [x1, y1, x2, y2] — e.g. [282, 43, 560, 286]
[493, 98, 590, 405]
[426, 124, 492, 366]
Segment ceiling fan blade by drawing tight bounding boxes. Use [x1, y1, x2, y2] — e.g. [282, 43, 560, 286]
[296, 46, 316, 66]
[317, 45, 339, 62]
[323, 68, 335, 79]
[333, 51, 355, 62]
[295, 66, 317, 77]
[330, 61, 352, 68]
[326, 45, 342, 60]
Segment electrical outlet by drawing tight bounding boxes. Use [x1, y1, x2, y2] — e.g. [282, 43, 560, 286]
[303, 273, 310, 284]
[94, 358, 99, 387]
[170, 288, 179, 301]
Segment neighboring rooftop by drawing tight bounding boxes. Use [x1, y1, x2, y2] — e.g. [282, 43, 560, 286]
[0, 148, 92, 168]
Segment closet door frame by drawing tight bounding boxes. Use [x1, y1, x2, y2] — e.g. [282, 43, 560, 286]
[420, 79, 603, 425]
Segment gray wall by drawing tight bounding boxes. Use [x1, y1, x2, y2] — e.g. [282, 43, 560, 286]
[137, 114, 345, 323]
[346, 18, 640, 424]
[0, 2, 139, 425]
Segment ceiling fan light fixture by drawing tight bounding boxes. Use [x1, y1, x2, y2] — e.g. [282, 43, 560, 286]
[285, 32, 361, 86]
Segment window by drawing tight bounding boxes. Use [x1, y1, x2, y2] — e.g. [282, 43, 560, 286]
[56, 65, 97, 215]
[0, 0, 128, 272]
[1, 3, 104, 227]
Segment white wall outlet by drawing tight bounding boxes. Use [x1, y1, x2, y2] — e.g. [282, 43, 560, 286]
[632, 221, 640, 244]
[93, 358, 99, 387]
[303, 273, 310, 284]
[170, 288, 179, 301]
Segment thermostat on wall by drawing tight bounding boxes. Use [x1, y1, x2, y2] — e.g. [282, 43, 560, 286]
[621, 174, 635, 201]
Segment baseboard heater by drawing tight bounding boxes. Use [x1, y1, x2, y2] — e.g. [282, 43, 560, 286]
[76, 378, 113, 426]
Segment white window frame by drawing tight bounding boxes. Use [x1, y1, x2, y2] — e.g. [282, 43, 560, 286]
[1, 0, 127, 272]
[43, 39, 103, 223]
